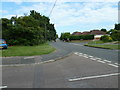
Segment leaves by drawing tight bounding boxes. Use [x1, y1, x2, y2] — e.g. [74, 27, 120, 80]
[1, 10, 56, 46]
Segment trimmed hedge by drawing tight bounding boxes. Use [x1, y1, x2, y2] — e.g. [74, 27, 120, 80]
[69, 35, 94, 40]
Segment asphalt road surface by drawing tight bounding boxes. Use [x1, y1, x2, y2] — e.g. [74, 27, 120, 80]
[2, 40, 119, 88]
[42, 40, 119, 64]
[2, 53, 119, 88]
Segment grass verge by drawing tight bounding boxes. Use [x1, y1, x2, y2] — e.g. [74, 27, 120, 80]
[1, 43, 55, 57]
[84, 44, 120, 50]
[87, 40, 104, 44]
[69, 40, 92, 43]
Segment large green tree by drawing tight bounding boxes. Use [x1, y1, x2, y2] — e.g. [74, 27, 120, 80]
[1, 10, 57, 46]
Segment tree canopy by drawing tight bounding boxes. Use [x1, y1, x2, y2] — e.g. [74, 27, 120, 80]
[1, 10, 57, 46]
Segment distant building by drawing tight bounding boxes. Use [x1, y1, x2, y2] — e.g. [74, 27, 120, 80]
[90, 30, 106, 40]
[72, 32, 82, 35]
[82, 31, 91, 35]
[90, 30, 106, 35]
[72, 30, 106, 40]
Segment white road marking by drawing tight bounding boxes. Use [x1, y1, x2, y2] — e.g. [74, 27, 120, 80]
[103, 60, 111, 63]
[90, 58, 96, 61]
[88, 56, 93, 57]
[83, 56, 89, 58]
[78, 53, 83, 55]
[108, 64, 119, 68]
[114, 63, 119, 65]
[68, 73, 120, 82]
[24, 56, 35, 59]
[74, 52, 79, 55]
[0, 86, 8, 88]
[97, 60, 106, 63]
[72, 43, 83, 46]
[95, 58, 102, 60]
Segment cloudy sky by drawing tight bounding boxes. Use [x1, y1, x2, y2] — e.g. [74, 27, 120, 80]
[1, 0, 119, 36]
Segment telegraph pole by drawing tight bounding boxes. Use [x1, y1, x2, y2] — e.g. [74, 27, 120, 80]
[45, 23, 47, 41]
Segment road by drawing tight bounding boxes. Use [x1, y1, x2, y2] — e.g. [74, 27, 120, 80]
[42, 40, 119, 64]
[2, 53, 119, 88]
[2, 40, 119, 88]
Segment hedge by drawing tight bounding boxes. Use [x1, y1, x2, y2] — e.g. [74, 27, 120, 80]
[69, 35, 94, 40]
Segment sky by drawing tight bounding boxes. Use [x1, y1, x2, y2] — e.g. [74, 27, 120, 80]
[0, 0, 119, 37]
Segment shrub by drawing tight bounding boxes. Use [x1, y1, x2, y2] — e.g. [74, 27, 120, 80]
[69, 35, 94, 40]
[100, 35, 113, 42]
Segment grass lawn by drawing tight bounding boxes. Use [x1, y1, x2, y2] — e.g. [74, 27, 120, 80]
[69, 40, 92, 43]
[1, 43, 55, 57]
[84, 44, 120, 50]
[87, 40, 104, 44]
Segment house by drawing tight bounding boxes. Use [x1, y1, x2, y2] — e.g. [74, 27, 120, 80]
[72, 30, 106, 40]
[82, 31, 91, 35]
[90, 30, 106, 35]
[90, 30, 106, 40]
[72, 32, 82, 35]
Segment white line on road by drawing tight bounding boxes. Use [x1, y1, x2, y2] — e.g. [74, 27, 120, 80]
[88, 55, 93, 57]
[114, 63, 119, 65]
[0, 86, 7, 88]
[103, 60, 111, 63]
[90, 58, 96, 61]
[108, 63, 119, 68]
[83, 56, 89, 58]
[68, 73, 120, 82]
[71, 43, 83, 46]
[74, 52, 77, 54]
[24, 56, 35, 59]
[97, 60, 106, 63]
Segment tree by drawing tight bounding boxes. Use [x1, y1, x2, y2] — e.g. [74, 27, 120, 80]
[101, 28, 107, 32]
[1, 10, 57, 46]
[60, 32, 70, 41]
[114, 23, 120, 30]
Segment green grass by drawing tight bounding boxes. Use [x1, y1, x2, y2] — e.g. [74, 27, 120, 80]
[1, 43, 55, 57]
[87, 40, 104, 44]
[85, 44, 120, 50]
[69, 40, 92, 43]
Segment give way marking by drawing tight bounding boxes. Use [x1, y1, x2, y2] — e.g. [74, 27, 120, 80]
[0, 86, 7, 89]
[68, 73, 120, 82]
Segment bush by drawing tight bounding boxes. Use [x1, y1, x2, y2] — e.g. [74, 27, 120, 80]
[69, 35, 94, 40]
[100, 35, 113, 42]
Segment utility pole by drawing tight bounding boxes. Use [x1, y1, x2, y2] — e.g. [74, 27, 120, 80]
[45, 23, 47, 41]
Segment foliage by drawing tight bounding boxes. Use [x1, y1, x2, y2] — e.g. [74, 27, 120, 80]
[100, 35, 113, 42]
[60, 32, 70, 41]
[69, 35, 94, 40]
[114, 23, 120, 30]
[101, 28, 107, 32]
[1, 10, 56, 46]
[107, 29, 120, 41]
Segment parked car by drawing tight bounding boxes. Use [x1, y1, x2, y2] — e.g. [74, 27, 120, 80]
[0, 39, 8, 49]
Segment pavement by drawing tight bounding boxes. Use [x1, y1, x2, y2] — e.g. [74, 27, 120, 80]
[2, 53, 119, 88]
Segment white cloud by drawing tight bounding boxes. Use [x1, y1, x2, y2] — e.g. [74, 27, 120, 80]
[0, 10, 8, 14]
[1, 0, 119, 2]
[1, 2, 118, 36]
[50, 2, 117, 27]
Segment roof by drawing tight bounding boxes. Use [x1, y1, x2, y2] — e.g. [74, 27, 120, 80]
[90, 30, 106, 35]
[72, 32, 82, 35]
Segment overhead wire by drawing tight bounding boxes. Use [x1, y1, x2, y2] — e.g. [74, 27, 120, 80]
[48, 0, 57, 17]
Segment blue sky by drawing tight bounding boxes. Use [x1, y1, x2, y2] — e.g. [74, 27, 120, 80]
[1, 0, 119, 36]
